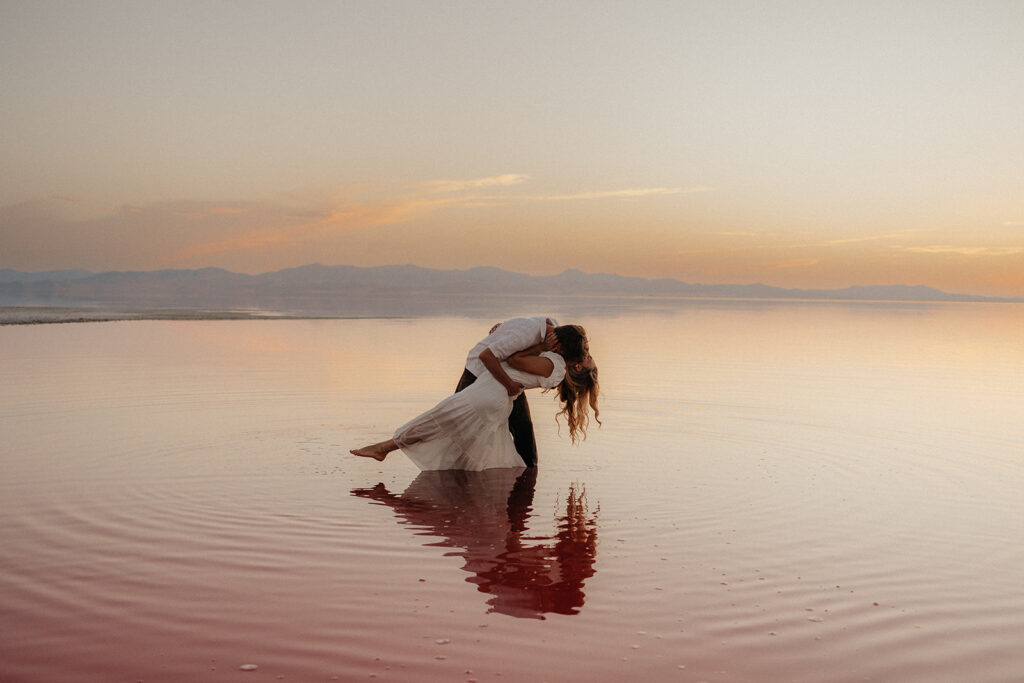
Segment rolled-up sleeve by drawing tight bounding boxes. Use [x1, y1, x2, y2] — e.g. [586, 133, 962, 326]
[466, 316, 553, 376]
[483, 318, 543, 360]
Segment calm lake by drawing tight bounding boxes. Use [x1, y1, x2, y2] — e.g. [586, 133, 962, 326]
[2, 302, 1023, 682]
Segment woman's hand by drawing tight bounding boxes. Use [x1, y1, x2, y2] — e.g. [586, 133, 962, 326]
[544, 328, 559, 352]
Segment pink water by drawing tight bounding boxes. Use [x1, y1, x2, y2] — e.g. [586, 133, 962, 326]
[2, 304, 1023, 682]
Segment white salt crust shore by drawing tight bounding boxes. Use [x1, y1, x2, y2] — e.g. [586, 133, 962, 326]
[0, 306, 307, 325]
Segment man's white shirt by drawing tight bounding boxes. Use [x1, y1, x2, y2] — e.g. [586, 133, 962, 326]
[465, 316, 557, 377]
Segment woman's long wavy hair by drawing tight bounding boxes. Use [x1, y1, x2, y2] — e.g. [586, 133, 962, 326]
[554, 362, 600, 444]
[553, 325, 588, 363]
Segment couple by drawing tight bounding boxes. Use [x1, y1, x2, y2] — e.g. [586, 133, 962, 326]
[350, 316, 600, 471]
[352, 470, 598, 618]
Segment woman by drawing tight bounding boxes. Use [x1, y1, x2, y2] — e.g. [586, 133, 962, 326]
[350, 343, 599, 471]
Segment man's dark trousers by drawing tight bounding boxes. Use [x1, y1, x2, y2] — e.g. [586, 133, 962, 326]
[455, 369, 538, 467]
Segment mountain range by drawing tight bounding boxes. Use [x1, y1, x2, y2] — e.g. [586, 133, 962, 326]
[0, 264, 1017, 312]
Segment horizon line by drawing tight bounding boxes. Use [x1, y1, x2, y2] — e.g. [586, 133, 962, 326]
[1, 262, 1021, 303]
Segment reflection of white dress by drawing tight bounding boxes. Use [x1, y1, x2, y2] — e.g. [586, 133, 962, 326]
[394, 352, 566, 471]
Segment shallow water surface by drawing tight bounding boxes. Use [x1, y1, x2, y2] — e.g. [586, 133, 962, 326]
[2, 304, 1023, 682]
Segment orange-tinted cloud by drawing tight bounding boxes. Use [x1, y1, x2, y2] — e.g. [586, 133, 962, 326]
[169, 175, 706, 264]
[899, 245, 1024, 257]
[424, 174, 531, 193]
[523, 186, 715, 202]
[767, 258, 821, 270]
[9, 176, 1020, 297]
[168, 198, 429, 263]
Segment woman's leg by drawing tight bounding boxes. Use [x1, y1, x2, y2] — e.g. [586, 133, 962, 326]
[351, 390, 454, 462]
[350, 439, 398, 461]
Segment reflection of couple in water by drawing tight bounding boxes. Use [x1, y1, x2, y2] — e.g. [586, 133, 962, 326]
[351, 316, 599, 470]
[352, 468, 599, 619]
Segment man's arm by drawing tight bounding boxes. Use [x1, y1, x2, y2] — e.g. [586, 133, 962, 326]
[478, 347, 525, 396]
[474, 317, 553, 395]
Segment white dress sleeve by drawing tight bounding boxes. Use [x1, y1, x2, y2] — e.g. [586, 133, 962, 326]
[537, 351, 566, 389]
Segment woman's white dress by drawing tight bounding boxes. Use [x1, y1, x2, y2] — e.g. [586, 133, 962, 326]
[393, 352, 566, 471]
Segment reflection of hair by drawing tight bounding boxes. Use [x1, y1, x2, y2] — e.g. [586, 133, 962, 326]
[485, 481, 598, 618]
[559, 483, 598, 546]
[555, 362, 600, 443]
[554, 325, 588, 362]
[550, 482, 598, 609]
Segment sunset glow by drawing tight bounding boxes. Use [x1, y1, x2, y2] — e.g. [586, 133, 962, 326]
[2, 2, 1022, 296]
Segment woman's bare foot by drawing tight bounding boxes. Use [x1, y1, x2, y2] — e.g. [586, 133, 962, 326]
[350, 441, 394, 461]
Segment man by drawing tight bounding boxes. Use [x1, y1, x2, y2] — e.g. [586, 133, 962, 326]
[456, 316, 587, 467]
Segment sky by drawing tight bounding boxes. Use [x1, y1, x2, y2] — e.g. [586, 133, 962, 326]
[2, 1, 1023, 296]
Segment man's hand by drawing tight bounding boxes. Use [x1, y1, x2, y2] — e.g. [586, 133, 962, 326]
[504, 380, 525, 396]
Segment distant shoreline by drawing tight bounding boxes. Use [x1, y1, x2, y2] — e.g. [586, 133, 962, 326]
[0, 306, 336, 325]
[3, 298, 1020, 326]
[3, 264, 1020, 307]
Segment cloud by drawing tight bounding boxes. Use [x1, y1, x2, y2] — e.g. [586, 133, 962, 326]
[425, 174, 531, 193]
[821, 230, 922, 246]
[416, 174, 711, 207]
[716, 230, 774, 238]
[719, 229, 925, 254]
[2, 173, 709, 270]
[529, 186, 715, 201]
[172, 205, 249, 218]
[767, 258, 821, 270]
[899, 245, 1024, 257]
[169, 197, 436, 263]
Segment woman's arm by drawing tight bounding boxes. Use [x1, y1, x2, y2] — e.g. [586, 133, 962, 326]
[508, 350, 555, 378]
